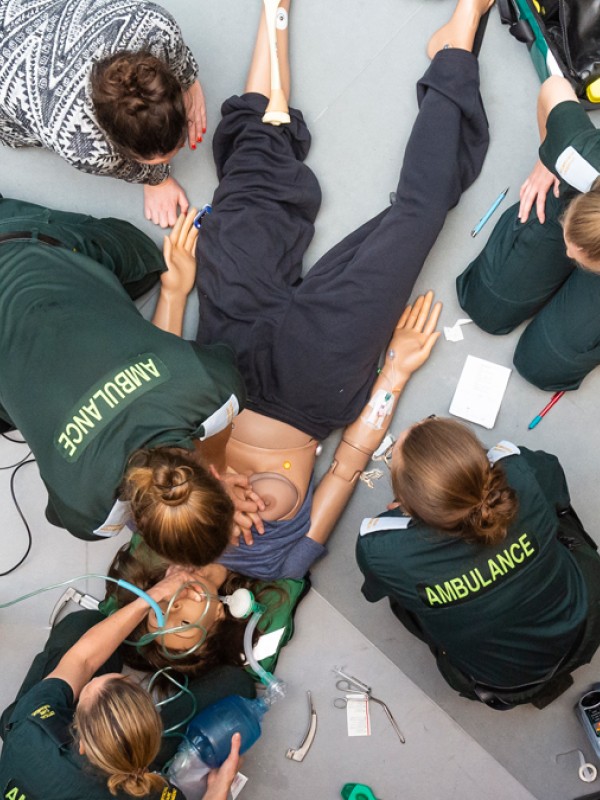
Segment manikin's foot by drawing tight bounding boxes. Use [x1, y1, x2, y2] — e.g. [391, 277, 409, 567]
[427, 0, 495, 58]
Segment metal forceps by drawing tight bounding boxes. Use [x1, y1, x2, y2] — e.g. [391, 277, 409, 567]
[334, 669, 405, 744]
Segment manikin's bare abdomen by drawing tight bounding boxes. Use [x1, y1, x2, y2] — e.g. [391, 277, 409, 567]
[226, 410, 318, 521]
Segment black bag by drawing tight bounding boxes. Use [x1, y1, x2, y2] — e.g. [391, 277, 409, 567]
[497, 0, 600, 106]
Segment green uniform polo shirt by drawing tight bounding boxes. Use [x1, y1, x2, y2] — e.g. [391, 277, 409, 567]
[540, 100, 600, 189]
[0, 678, 185, 800]
[0, 242, 245, 539]
[356, 448, 587, 688]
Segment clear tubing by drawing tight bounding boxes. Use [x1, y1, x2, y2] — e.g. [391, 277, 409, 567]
[243, 609, 286, 703]
[0, 574, 164, 626]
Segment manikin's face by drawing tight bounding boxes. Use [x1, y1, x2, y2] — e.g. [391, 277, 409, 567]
[146, 569, 226, 651]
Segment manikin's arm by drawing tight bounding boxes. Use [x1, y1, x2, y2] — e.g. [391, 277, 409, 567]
[45, 567, 199, 699]
[152, 207, 198, 335]
[519, 77, 579, 223]
[307, 293, 442, 545]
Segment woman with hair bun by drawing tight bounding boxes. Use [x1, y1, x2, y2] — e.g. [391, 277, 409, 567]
[0, 566, 241, 800]
[120, 448, 236, 566]
[357, 417, 600, 708]
[0, 0, 206, 227]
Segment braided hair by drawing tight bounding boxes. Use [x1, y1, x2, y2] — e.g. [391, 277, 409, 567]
[391, 417, 518, 544]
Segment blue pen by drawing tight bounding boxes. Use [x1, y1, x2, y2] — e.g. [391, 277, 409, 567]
[470, 187, 509, 237]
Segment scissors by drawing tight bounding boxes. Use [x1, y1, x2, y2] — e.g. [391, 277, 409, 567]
[334, 670, 405, 744]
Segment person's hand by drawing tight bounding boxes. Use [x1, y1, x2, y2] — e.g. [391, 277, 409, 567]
[380, 291, 441, 390]
[211, 467, 266, 545]
[518, 159, 560, 224]
[183, 79, 207, 150]
[147, 565, 206, 603]
[162, 208, 199, 296]
[203, 733, 242, 800]
[144, 176, 190, 228]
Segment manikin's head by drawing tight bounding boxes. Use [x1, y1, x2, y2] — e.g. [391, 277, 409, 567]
[106, 545, 265, 678]
[145, 565, 228, 655]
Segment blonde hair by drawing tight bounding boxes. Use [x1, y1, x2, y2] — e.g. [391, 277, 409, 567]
[73, 677, 165, 797]
[562, 177, 600, 269]
[121, 447, 234, 566]
[392, 418, 518, 545]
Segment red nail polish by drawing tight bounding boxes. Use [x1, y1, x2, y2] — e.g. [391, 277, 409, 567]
[197, 135, 202, 142]
[191, 144, 196, 150]
[202, 126, 207, 134]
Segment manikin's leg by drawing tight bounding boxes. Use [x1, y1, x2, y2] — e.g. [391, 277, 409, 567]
[427, 0, 494, 57]
[245, 0, 291, 99]
[196, 0, 322, 389]
[258, 0, 491, 439]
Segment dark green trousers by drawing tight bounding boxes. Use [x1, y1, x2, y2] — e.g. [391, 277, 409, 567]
[0, 610, 256, 767]
[456, 191, 600, 390]
[0, 196, 163, 300]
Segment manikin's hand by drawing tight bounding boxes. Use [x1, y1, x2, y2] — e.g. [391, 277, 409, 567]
[518, 159, 560, 224]
[162, 208, 199, 296]
[203, 733, 242, 800]
[183, 79, 207, 149]
[144, 176, 190, 228]
[210, 466, 266, 545]
[380, 291, 442, 391]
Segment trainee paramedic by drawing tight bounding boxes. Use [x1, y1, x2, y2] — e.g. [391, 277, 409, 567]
[356, 417, 600, 708]
[0, 567, 241, 800]
[0, 199, 261, 542]
[457, 76, 600, 391]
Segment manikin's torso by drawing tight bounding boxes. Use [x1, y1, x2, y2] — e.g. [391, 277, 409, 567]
[226, 410, 318, 521]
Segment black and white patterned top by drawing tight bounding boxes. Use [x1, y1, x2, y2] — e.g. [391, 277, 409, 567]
[0, 0, 198, 184]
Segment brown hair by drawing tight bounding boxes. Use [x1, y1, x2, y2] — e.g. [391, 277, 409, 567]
[73, 677, 165, 797]
[562, 177, 600, 270]
[106, 545, 286, 682]
[90, 51, 186, 160]
[391, 418, 518, 545]
[120, 447, 233, 566]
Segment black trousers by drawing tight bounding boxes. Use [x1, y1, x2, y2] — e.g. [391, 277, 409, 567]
[196, 49, 489, 440]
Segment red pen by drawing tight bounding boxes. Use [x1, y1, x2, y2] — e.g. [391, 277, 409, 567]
[528, 391, 565, 429]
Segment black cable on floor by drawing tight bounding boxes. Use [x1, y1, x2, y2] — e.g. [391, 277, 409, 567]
[0, 458, 35, 576]
[1, 431, 26, 444]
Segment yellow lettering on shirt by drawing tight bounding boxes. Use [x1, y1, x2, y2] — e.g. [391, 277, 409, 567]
[5, 787, 27, 800]
[418, 533, 538, 607]
[54, 354, 169, 462]
[31, 704, 54, 720]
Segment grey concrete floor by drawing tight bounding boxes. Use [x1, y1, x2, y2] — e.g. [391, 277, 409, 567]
[2, 1, 600, 798]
